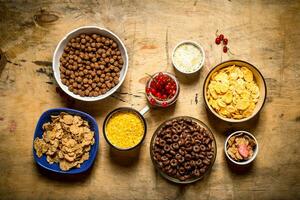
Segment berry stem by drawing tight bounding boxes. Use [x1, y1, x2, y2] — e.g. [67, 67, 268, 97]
[215, 29, 219, 37]
[228, 48, 235, 55]
[146, 73, 159, 84]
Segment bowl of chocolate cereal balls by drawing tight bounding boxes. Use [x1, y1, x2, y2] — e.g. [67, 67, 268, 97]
[53, 26, 128, 101]
[150, 116, 217, 184]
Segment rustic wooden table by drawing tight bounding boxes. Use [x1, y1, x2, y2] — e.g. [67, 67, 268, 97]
[0, 0, 300, 199]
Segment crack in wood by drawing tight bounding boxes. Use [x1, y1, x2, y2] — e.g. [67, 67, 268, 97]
[33, 60, 54, 82]
[165, 27, 170, 68]
[111, 94, 127, 103]
[0, 49, 7, 75]
[36, 67, 54, 80]
[6, 59, 21, 66]
[194, 93, 198, 104]
[32, 60, 52, 66]
[116, 92, 142, 98]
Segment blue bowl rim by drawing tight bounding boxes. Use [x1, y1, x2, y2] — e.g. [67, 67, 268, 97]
[32, 107, 99, 174]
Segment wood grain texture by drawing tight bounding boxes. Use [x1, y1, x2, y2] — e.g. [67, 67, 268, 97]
[0, 0, 300, 199]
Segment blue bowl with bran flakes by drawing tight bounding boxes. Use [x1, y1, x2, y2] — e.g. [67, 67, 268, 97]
[32, 108, 99, 174]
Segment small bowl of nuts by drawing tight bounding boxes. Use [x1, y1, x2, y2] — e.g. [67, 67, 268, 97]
[145, 72, 180, 107]
[224, 131, 258, 165]
[53, 26, 128, 101]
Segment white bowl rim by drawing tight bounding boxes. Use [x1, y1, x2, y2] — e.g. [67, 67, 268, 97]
[224, 130, 259, 165]
[171, 40, 205, 74]
[52, 25, 129, 102]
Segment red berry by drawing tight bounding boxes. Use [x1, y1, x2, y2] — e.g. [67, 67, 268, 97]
[223, 46, 228, 53]
[161, 102, 168, 107]
[150, 81, 155, 88]
[156, 84, 162, 90]
[156, 92, 161, 98]
[162, 94, 167, 99]
[165, 84, 170, 90]
[146, 87, 151, 94]
[219, 34, 224, 41]
[215, 37, 221, 45]
[150, 98, 156, 105]
[223, 38, 228, 45]
[150, 87, 156, 93]
[157, 77, 162, 84]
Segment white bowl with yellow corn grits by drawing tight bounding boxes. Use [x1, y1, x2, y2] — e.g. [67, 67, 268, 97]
[103, 107, 147, 150]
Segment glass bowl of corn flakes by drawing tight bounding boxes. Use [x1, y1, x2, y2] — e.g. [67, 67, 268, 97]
[224, 130, 258, 165]
[103, 107, 147, 151]
[203, 60, 267, 123]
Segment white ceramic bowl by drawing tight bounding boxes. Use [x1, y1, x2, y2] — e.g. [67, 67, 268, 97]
[224, 131, 259, 165]
[172, 40, 205, 74]
[53, 26, 128, 101]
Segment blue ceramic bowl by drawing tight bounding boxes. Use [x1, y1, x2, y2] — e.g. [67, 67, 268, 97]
[33, 108, 99, 174]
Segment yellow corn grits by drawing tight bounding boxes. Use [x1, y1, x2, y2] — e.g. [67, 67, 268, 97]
[106, 111, 144, 148]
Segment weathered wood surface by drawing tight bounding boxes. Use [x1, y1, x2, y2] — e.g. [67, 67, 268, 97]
[0, 0, 300, 199]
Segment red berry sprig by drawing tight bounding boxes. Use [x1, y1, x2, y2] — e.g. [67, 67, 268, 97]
[215, 31, 229, 53]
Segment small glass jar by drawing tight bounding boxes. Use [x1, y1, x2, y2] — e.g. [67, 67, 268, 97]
[145, 72, 180, 108]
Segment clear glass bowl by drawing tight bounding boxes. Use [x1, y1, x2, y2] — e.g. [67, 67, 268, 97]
[149, 116, 217, 184]
[145, 72, 180, 108]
